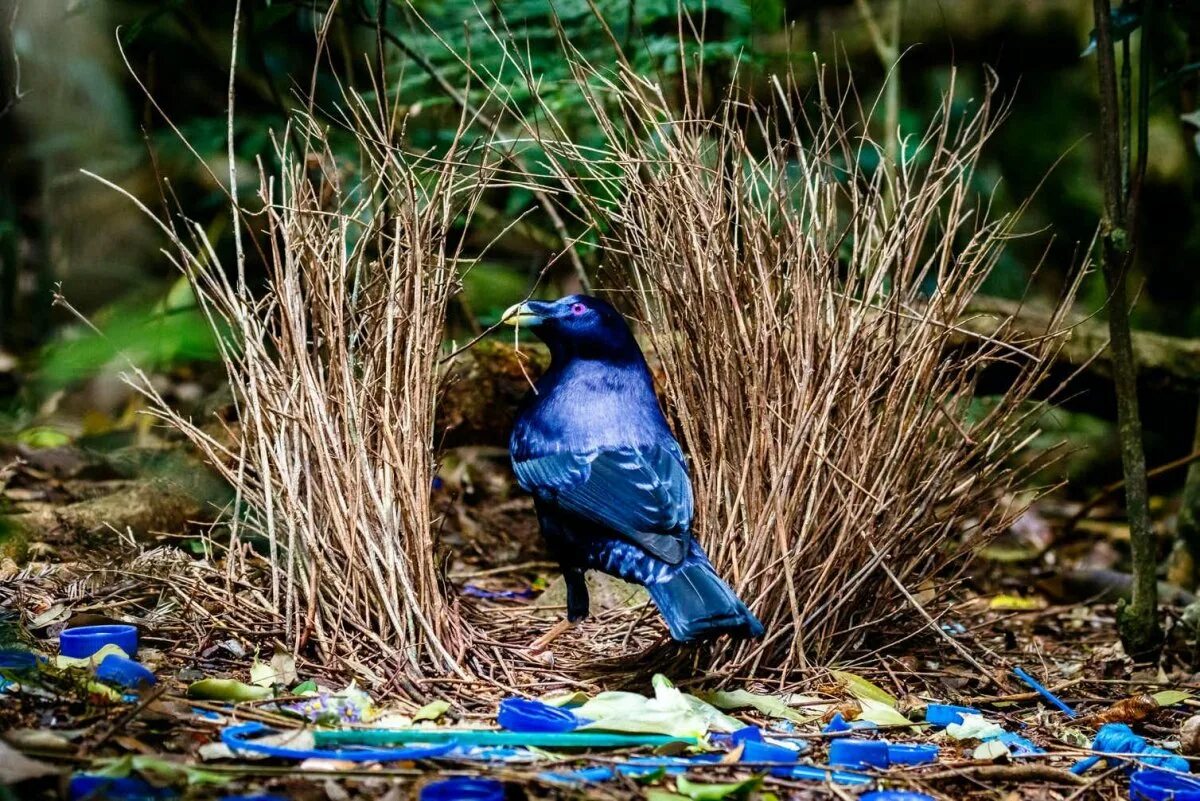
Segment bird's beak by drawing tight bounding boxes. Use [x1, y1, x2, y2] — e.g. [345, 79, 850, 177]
[502, 302, 543, 327]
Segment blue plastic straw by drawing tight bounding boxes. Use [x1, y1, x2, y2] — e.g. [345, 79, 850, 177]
[223, 722, 456, 762]
[1012, 666, 1076, 718]
[314, 728, 698, 749]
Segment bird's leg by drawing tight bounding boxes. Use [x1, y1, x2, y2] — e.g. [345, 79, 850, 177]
[530, 569, 588, 653]
[565, 568, 590, 622]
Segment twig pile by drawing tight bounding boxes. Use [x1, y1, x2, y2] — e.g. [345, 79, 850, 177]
[499, 58, 1082, 672]
[112, 96, 494, 683]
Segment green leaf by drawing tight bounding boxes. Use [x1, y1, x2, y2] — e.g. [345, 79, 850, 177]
[293, 680, 317, 694]
[186, 678, 272, 703]
[413, 699, 452, 722]
[1153, 690, 1192, 707]
[857, 698, 912, 726]
[699, 688, 818, 723]
[675, 775, 763, 800]
[830, 670, 897, 706]
[646, 792, 690, 801]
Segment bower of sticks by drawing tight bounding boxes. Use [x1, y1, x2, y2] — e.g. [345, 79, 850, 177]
[43, 51, 1081, 703]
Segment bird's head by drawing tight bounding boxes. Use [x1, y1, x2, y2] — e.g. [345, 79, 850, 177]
[502, 294, 641, 361]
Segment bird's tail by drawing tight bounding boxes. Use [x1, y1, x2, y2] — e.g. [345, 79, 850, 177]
[646, 545, 764, 642]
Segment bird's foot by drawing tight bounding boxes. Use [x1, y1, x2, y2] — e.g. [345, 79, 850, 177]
[529, 619, 575, 653]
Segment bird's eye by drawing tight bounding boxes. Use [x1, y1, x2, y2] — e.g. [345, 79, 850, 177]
[571, 302, 587, 316]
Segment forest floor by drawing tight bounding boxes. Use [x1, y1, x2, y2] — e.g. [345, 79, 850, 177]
[4, 422, 1200, 800]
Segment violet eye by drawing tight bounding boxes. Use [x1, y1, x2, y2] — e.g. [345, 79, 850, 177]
[571, 302, 587, 316]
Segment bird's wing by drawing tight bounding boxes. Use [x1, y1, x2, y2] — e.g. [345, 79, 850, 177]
[513, 444, 691, 564]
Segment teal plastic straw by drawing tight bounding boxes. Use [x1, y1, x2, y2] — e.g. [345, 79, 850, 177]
[314, 729, 698, 749]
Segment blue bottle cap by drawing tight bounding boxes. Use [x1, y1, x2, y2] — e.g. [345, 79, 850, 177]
[923, 703, 980, 727]
[860, 793, 936, 801]
[1130, 769, 1200, 801]
[95, 654, 157, 689]
[60, 625, 138, 659]
[419, 777, 505, 801]
[497, 697, 580, 733]
[828, 738, 891, 769]
[886, 743, 939, 766]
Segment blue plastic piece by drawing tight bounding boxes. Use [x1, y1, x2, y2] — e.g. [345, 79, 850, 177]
[1130, 769, 1200, 800]
[419, 778, 505, 801]
[1071, 724, 1189, 775]
[828, 739, 937, 769]
[829, 738, 891, 769]
[0, 649, 39, 670]
[69, 774, 173, 801]
[222, 722, 456, 763]
[775, 764, 873, 785]
[923, 703, 980, 727]
[60, 625, 138, 659]
[95, 655, 156, 689]
[823, 712, 877, 734]
[886, 743, 939, 766]
[991, 731, 1044, 756]
[732, 725, 764, 744]
[861, 793, 936, 801]
[497, 697, 581, 733]
[741, 739, 799, 764]
[539, 755, 725, 785]
[1013, 666, 1075, 718]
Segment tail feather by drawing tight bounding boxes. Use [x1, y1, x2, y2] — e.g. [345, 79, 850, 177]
[646, 551, 764, 642]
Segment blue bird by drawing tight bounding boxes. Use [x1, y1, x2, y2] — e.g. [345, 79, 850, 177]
[504, 294, 764, 646]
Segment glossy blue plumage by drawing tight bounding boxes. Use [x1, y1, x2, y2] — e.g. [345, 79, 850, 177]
[507, 295, 763, 642]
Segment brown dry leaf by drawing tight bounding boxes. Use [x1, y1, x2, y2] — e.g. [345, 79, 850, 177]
[1182, 715, 1200, 755]
[820, 700, 862, 724]
[1077, 694, 1158, 726]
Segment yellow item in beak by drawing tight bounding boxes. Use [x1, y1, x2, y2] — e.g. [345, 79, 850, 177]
[502, 302, 542, 326]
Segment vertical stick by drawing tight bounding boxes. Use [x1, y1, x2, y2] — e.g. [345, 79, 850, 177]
[1092, 0, 1161, 659]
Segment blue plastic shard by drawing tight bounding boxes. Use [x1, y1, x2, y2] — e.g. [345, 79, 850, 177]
[497, 697, 582, 733]
[923, 704, 980, 727]
[95, 655, 156, 689]
[1012, 666, 1075, 717]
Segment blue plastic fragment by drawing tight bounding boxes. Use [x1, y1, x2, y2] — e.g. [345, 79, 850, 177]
[60, 625, 138, 659]
[539, 755, 724, 785]
[776, 764, 873, 785]
[95, 655, 156, 689]
[222, 722, 456, 763]
[497, 697, 583, 733]
[886, 743, 939, 766]
[0, 649, 39, 670]
[732, 725, 763, 744]
[69, 773, 174, 801]
[923, 703, 980, 727]
[990, 731, 1044, 756]
[741, 739, 800, 764]
[419, 777, 505, 801]
[1013, 666, 1076, 717]
[861, 793, 936, 801]
[1071, 724, 1189, 775]
[463, 585, 535, 600]
[1130, 769, 1200, 800]
[823, 712, 878, 734]
[829, 738, 891, 769]
[829, 739, 937, 769]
